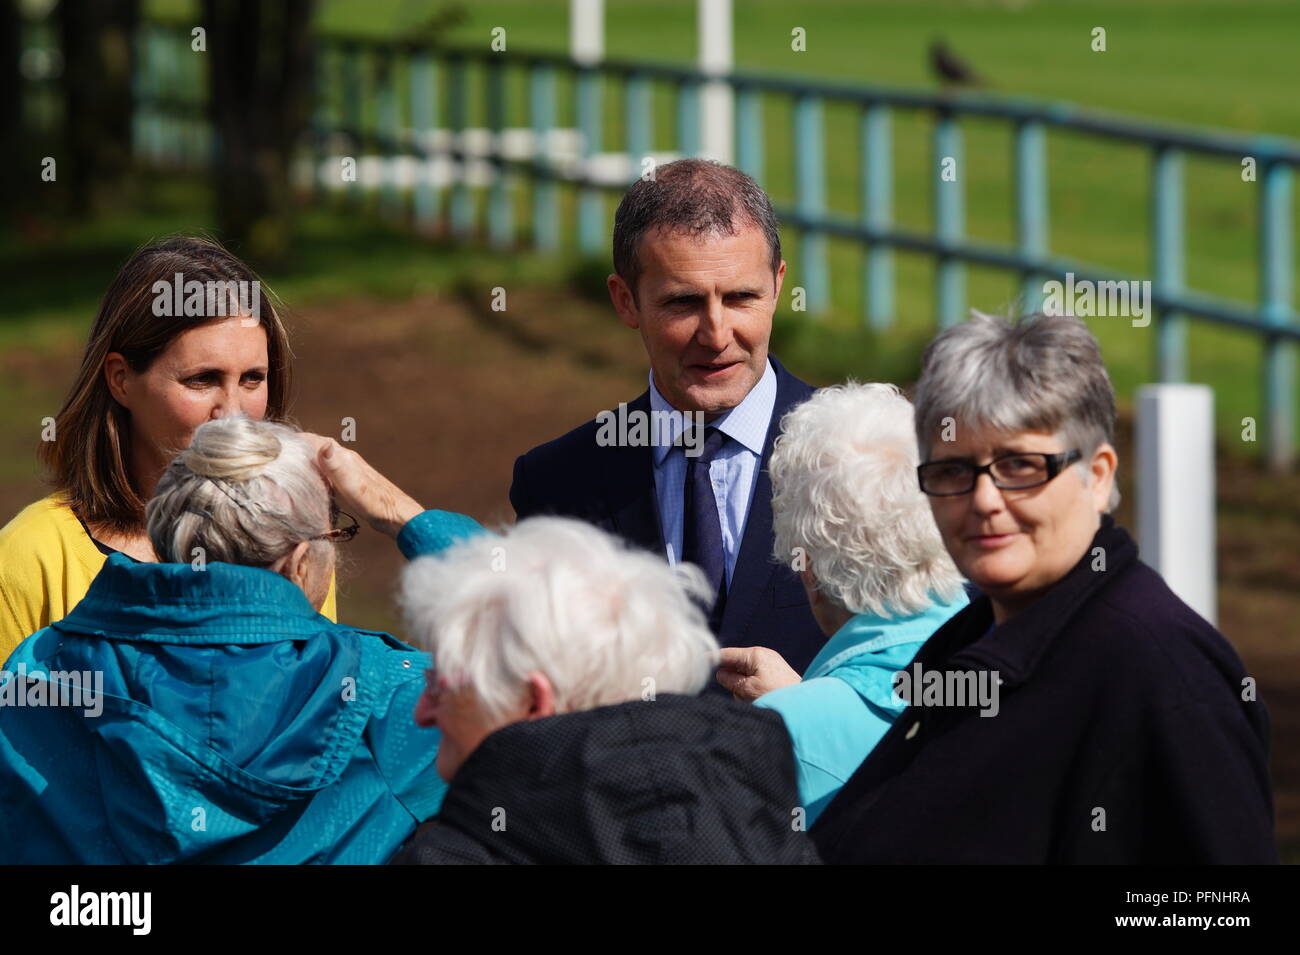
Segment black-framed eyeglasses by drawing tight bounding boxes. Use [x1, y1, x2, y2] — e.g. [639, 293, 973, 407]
[312, 502, 360, 543]
[917, 450, 1083, 497]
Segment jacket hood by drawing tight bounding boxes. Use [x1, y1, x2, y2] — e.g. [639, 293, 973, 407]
[425, 693, 819, 864]
[1, 554, 430, 863]
[51, 552, 331, 641]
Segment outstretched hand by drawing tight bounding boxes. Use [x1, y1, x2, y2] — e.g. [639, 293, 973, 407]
[303, 434, 423, 539]
[716, 646, 802, 702]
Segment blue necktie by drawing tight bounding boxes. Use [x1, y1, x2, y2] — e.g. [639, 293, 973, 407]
[682, 427, 729, 628]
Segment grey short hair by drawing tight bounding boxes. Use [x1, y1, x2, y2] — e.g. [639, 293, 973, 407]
[400, 517, 719, 723]
[770, 382, 965, 619]
[147, 416, 331, 567]
[611, 158, 781, 301]
[913, 311, 1120, 511]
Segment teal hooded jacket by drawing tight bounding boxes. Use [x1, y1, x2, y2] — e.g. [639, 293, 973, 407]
[0, 508, 483, 864]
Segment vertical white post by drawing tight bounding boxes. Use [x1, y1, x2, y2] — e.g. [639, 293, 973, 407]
[1136, 384, 1217, 625]
[571, 0, 604, 65]
[698, 0, 734, 164]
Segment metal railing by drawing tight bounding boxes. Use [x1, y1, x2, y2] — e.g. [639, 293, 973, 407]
[128, 22, 1300, 469]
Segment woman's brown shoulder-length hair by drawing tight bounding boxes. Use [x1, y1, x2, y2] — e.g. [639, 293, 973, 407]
[40, 235, 295, 532]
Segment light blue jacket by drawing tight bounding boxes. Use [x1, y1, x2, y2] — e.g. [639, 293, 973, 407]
[0, 509, 484, 864]
[756, 594, 967, 824]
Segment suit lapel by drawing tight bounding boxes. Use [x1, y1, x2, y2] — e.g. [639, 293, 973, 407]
[716, 357, 811, 646]
[603, 390, 665, 554]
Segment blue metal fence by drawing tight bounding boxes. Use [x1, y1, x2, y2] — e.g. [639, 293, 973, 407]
[129, 23, 1300, 470]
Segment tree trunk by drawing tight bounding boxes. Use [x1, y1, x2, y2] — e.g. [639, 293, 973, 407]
[0, 0, 20, 221]
[59, 0, 138, 215]
[203, 0, 314, 261]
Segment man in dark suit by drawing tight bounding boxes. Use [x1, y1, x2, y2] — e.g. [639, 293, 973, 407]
[510, 159, 825, 680]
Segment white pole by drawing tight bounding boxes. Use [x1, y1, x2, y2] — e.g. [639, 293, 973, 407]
[698, 0, 734, 164]
[571, 0, 604, 66]
[1136, 384, 1217, 625]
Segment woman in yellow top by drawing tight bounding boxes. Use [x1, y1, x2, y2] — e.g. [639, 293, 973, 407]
[0, 236, 336, 661]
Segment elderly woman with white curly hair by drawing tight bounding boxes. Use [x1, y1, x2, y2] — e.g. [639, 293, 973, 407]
[713, 382, 968, 823]
[388, 516, 820, 865]
[812, 311, 1277, 864]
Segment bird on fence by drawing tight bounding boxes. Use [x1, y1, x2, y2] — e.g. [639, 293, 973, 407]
[930, 38, 984, 88]
[408, 2, 469, 45]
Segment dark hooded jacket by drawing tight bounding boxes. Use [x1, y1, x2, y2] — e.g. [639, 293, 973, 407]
[390, 693, 821, 864]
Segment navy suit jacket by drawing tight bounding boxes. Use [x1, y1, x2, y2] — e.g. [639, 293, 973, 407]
[509, 355, 826, 676]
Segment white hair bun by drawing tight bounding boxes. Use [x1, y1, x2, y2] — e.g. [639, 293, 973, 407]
[178, 417, 282, 483]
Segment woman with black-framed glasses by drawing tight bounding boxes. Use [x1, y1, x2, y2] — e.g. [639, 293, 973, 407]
[811, 311, 1277, 864]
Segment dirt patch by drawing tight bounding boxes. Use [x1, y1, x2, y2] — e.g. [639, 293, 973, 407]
[282, 286, 649, 630]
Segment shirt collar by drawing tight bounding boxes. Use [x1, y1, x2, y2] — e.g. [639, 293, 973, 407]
[804, 600, 966, 680]
[648, 358, 776, 465]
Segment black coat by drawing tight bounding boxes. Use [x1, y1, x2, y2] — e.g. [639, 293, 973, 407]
[811, 515, 1278, 864]
[389, 694, 821, 864]
[509, 355, 825, 677]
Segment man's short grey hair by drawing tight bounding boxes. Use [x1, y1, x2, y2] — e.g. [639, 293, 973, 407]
[612, 158, 781, 301]
[770, 382, 965, 619]
[913, 310, 1120, 511]
[400, 517, 719, 723]
[147, 416, 331, 567]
